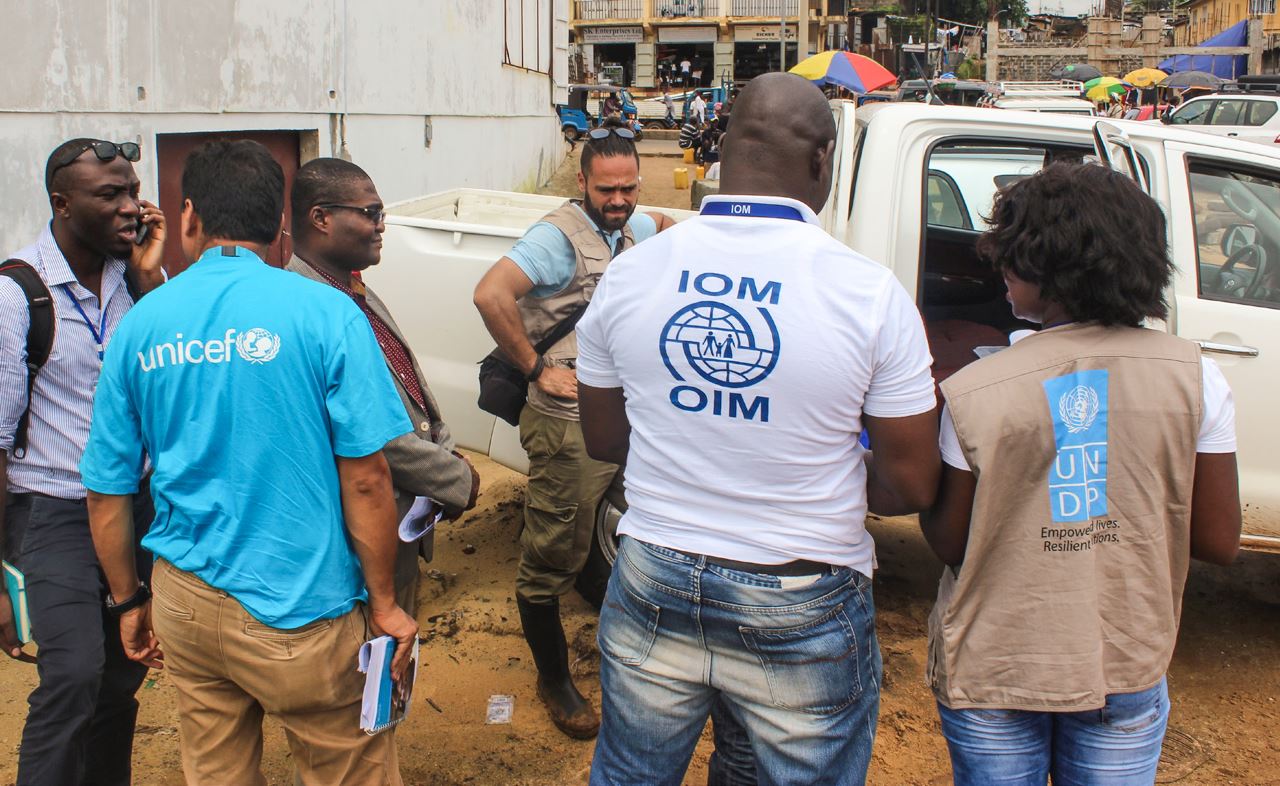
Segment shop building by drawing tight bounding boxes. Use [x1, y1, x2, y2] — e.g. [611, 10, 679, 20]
[571, 1, 848, 91]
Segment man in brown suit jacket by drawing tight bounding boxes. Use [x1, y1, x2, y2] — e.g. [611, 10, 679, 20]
[286, 158, 480, 612]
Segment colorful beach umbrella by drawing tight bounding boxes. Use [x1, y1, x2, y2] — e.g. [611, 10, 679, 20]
[1084, 76, 1128, 102]
[789, 51, 896, 94]
[1123, 68, 1167, 88]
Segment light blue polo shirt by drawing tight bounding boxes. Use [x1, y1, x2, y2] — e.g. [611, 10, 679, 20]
[508, 206, 657, 297]
[80, 245, 412, 628]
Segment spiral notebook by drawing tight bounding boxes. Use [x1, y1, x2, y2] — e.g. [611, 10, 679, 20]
[357, 634, 420, 734]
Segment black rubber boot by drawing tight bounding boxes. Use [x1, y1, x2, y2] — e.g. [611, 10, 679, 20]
[517, 595, 599, 739]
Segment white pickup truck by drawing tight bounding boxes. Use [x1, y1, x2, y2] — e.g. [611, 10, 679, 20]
[365, 102, 1280, 562]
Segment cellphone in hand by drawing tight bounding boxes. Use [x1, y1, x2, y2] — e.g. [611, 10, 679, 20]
[135, 217, 150, 246]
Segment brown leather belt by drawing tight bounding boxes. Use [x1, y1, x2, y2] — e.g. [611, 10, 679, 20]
[675, 549, 836, 577]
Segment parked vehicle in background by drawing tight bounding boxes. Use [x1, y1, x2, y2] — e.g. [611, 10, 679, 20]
[1163, 93, 1280, 145]
[981, 80, 1096, 115]
[895, 79, 990, 106]
[556, 84, 643, 140]
[369, 103, 1280, 588]
[635, 85, 731, 128]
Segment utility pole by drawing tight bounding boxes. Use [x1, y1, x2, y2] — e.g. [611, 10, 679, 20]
[781, 10, 787, 70]
[799, 0, 810, 64]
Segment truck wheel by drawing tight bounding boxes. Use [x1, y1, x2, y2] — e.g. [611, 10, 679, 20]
[643, 120, 667, 129]
[562, 124, 579, 142]
[574, 484, 625, 610]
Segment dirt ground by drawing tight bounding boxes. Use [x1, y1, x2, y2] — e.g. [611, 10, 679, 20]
[1, 148, 1278, 785]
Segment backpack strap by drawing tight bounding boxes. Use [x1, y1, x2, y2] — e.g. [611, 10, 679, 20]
[0, 259, 55, 459]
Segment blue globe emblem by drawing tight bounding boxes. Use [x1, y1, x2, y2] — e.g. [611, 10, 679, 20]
[660, 301, 779, 388]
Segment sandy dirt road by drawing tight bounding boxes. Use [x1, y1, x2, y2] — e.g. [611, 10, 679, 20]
[0, 147, 1276, 785]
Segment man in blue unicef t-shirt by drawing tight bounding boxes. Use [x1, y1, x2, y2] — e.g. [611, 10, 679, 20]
[79, 140, 417, 785]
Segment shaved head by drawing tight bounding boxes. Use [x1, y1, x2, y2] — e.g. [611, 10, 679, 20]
[719, 73, 838, 212]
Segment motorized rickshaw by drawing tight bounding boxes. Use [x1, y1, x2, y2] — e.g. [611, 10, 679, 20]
[556, 84, 644, 141]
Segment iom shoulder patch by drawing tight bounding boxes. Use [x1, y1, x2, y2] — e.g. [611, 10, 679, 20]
[1043, 369, 1109, 523]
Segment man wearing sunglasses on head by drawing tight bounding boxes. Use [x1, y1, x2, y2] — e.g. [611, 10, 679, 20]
[286, 158, 482, 614]
[0, 138, 166, 786]
[474, 116, 674, 739]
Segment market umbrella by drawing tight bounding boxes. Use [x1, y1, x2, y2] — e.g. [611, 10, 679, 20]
[789, 51, 897, 94]
[1084, 76, 1128, 102]
[1159, 70, 1226, 89]
[1122, 67, 1168, 88]
[1051, 63, 1103, 82]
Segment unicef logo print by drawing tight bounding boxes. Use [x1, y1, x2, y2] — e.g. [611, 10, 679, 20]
[660, 301, 779, 388]
[1058, 385, 1100, 433]
[235, 328, 281, 364]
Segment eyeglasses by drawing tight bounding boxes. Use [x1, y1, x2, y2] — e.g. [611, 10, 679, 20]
[587, 127, 636, 141]
[49, 141, 141, 181]
[316, 204, 387, 224]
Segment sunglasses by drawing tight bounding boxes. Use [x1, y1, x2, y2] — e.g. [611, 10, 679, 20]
[49, 141, 141, 181]
[587, 127, 636, 141]
[316, 204, 387, 224]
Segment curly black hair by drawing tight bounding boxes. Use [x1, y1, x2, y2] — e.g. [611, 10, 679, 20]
[976, 162, 1174, 327]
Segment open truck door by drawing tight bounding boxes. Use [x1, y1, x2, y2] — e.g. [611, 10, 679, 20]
[1165, 141, 1280, 550]
[1092, 120, 1151, 194]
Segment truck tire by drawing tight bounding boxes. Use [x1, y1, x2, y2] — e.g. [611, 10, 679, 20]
[562, 124, 580, 142]
[643, 119, 668, 130]
[575, 483, 625, 610]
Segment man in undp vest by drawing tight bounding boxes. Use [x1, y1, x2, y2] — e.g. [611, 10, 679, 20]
[473, 117, 673, 739]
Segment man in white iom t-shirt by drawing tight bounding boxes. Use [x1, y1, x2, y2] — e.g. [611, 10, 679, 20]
[576, 73, 942, 786]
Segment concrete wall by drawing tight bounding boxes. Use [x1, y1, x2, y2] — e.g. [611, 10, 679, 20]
[1, 0, 569, 255]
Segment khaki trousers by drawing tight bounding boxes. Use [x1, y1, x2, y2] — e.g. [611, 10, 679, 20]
[150, 559, 401, 786]
[516, 405, 619, 604]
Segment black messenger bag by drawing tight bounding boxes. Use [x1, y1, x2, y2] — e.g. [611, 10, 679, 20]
[477, 303, 588, 427]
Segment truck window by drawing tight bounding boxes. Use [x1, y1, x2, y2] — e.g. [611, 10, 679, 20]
[1189, 160, 1280, 309]
[1246, 101, 1278, 127]
[1209, 100, 1247, 126]
[1172, 100, 1214, 126]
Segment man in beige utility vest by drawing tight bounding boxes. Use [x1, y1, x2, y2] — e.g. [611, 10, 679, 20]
[474, 117, 673, 739]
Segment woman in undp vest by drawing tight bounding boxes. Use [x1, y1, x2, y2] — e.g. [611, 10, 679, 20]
[920, 162, 1242, 786]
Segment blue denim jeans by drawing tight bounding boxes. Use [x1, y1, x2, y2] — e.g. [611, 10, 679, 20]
[589, 536, 881, 786]
[937, 678, 1170, 786]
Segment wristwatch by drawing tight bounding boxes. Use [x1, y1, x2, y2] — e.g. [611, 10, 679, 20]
[105, 582, 151, 617]
[526, 355, 546, 382]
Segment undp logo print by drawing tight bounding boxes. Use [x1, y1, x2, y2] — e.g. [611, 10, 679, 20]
[660, 301, 779, 388]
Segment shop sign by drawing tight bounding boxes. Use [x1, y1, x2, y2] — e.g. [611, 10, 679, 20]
[734, 24, 796, 42]
[657, 25, 719, 43]
[581, 25, 644, 44]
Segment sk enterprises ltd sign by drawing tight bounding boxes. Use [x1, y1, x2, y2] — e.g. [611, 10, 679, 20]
[581, 26, 644, 44]
[734, 24, 797, 42]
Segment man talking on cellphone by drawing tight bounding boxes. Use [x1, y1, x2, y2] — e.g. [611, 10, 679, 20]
[1, 138, 165, 786]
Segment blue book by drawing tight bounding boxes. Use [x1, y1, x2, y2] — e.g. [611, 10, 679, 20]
[357, 634, 420, 735]
[3, 561, 31, 644]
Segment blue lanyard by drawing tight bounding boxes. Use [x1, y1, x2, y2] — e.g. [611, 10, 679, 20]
[700, 200, 807, 222]
[59, 284, 106, 361]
